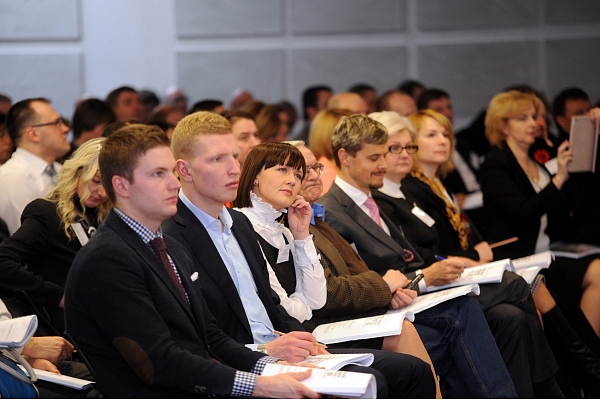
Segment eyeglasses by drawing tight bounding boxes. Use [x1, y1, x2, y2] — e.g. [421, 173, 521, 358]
[306, 163, 325, 175]
[31, 118, 68, 129]
[388, 144, 418, 154]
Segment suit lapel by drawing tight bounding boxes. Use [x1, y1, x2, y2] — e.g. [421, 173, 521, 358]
[173, 203, 254, 338]
[330, 184, 405, 258]
[106, 212, 195, 320]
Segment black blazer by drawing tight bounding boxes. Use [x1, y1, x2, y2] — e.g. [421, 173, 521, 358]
[319, 183, 424, 281]
[373, 189, 441, 266]
[162, 200, 303, 344]
[479, 145, 572, 259]
[401, 176, 481, 260]
[65, 210, 264, 398]
[0, 199, 82, 309]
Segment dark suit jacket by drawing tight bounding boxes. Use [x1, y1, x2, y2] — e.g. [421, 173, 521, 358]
[319, 183, 424, 282]
[479, 145, 572, 259]
[373, 189, 441, 266]
[401, 176, 481, 260]
[162, 200, 303, 344]
[65, 210, 264, 398]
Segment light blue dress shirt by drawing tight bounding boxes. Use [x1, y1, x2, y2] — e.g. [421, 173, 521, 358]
[179, 192, 278, 344]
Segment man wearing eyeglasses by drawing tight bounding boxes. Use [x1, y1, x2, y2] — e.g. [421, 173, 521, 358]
[0, 98, 70, 234]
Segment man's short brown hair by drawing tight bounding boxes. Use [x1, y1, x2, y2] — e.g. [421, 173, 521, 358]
[331, 115, 388, 168]
[99, 124, 170, 203]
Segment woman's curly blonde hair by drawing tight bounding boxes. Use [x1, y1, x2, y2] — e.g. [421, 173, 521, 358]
[46, 137, 111, 240]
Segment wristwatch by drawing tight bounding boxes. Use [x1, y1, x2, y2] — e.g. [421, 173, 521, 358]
[257, 344, 268, 355]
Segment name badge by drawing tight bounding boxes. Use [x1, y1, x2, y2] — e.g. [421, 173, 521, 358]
[276, 244, 291, 263]
[411, 205, 435, 227]
[72, 222, 90, 246]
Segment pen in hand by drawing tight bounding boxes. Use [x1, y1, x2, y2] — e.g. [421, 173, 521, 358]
[273, 330, 328, 348]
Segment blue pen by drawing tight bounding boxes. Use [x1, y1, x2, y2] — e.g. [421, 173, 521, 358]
[435, 255, 446, 261]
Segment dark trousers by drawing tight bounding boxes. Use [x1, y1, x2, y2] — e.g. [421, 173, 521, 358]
[478, 271, 559, 398]
[329, 348, 436, 398]
[415, 296, 518, 398]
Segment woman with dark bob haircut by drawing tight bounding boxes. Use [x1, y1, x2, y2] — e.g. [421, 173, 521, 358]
[234, 142, 326, 323]
[236, 143, 442, 397]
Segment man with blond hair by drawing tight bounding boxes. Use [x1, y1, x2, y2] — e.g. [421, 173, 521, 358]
[163, 111, 436, 399]
[66, 123, 321, 398]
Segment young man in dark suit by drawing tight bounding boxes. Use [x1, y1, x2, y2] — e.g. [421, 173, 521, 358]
[319, 114, 563, 398]
[162, 111, 436, 398]
[64, 124, 320, 398]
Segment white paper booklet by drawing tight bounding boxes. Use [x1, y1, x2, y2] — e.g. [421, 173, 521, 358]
[262, 363, 377, 399]
[312, 311, 414, 345]
[512, 251, 554, 270]
[427, 259, 514, 292]
[0, 315, 37, 349]
[511, 251, 554, 284]
[388, 283, 480, 315]
[18, 367, 95, 390]
[304, 353, 374, 370]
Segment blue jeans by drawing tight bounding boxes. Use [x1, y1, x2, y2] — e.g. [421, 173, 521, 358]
[415, 296, 518, 398]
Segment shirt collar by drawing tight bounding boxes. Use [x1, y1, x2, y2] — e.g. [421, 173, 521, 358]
[114, 207, 162, 244]
[13, 147, 60, 177]
[310, 203, 325, 225]
[179, 190, 233, 232]
[334, 175, 371, 207]
[378, 177, 406, 199]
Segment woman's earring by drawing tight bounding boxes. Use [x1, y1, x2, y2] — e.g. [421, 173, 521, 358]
[253, 180, 258, 186]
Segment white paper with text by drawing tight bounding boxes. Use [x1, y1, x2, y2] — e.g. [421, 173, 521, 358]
[312, 311, 414, 344]
[0, 315, 37, 349]
[261, 363, 376, 398]
[303, 353, 374, 370]
[426, 259, 514, 292]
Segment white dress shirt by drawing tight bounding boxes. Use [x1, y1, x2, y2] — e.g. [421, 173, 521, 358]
[0, 148, 61, 234]
[237, 192, 326, 323]
[379, 177, 406, 199]
[334, 176, 391, 235]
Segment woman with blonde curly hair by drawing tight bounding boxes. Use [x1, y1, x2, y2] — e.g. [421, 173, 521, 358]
[0, 137, 110, 332]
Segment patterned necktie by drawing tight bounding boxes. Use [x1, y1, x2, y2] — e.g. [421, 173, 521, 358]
[363, 196, 383, 228]
[149, 237, 189, 305]
[44, 164, 57, 184]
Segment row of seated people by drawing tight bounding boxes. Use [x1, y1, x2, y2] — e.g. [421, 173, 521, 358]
[0, 91, 599, 396]
[2, 82, 597, 242]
